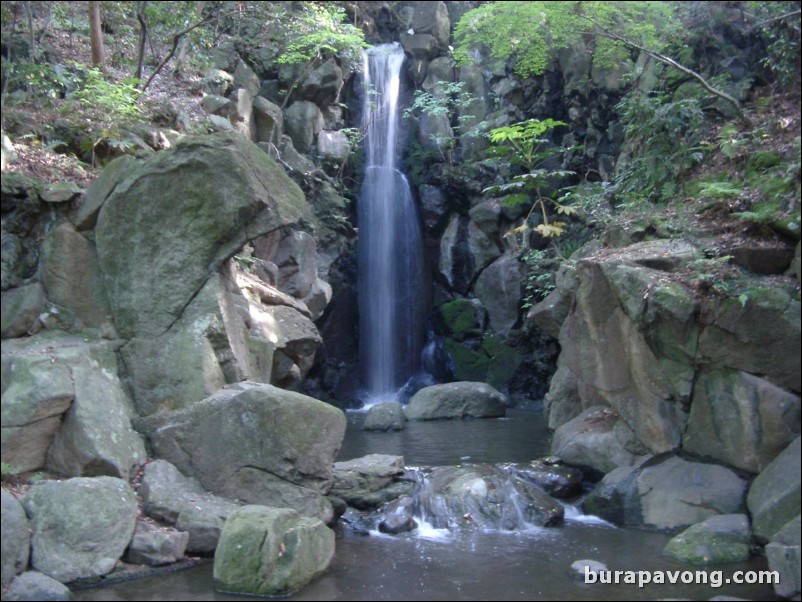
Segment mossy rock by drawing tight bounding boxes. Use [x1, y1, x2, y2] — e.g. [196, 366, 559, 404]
[444, 339, 489, 382]
[438, 299, 485, 340]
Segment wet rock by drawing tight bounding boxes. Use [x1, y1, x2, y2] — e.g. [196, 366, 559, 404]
[570, 559, 608, 581]
[379, 512, 417, 534]
[1, 490, 29, 587]
[765, 515, 801, 599]
[331, 454, 411, 509]
[23, 476, 137, 583]
[146, 383, 345, 523]
[3, 572, 70, 601]
[126, 520, 189, 566]
[213, 506, 334, 596]
[583, 456, 747, 531]
[509, 458, 584, 498]
[363, 402, 406, 432]
[747, 436, 801, 541]
[663, 514, 751, 565]
[139, 459, 241, 555]
[405, 382, 507, 420]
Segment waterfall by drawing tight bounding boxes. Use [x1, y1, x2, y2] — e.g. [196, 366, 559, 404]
[357, 43, 426, 405]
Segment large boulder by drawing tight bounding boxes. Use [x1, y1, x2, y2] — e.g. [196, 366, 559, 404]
[139, 459, 241, 555]
[95, 131, 306, 340]
[405, 382, 507, 420]
[1, 490, 29, 587]
[145, 383, 346, 522]
[684, 369, 800, 473]
[284, 101, 324, 154]
[439, 215, 500, 294]
[2, 334, 146, 478]
[3, 572, 71, 602]
[473, 252, 522, 336]
[214, 506, 335, 596]
[22, 476, 137, 583]
[298, 59, 343, 107]
[663, 514, 751, 565]
[252, 96, 283, 144]
[583, 455, 747, 530]
[747, 436, 801, 541]
[1, 282, 45, 339]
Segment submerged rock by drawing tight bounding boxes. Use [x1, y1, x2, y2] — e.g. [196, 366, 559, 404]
[508, 458, 584, 498]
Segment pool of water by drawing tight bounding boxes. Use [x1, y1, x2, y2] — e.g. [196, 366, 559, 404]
[73, 409, 781, 601]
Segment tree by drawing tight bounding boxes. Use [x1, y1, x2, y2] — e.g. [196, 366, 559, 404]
[453, 1, 743, 114]
[88, 1, 106, 71]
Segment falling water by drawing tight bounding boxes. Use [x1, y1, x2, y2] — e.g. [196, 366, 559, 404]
[357, 43, 426, 405]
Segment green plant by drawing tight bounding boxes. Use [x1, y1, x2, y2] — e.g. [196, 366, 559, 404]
[64, 65, 143, 123]
[697, 181, 744, 200]
[518, 249, 556, 309]
[484, 118, 578, 240]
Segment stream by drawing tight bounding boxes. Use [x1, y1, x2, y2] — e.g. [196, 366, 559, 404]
[74, 408, 780, 601]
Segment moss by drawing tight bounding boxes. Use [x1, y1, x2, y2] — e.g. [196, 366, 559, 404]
[439, 299, 484, 339]
[444, 339, 488, 382]
[486, 345, 522, 390]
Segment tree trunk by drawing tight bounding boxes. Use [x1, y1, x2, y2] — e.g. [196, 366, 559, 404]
[88, 1, 106, 71]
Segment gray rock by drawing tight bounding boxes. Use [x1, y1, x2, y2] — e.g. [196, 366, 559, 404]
[765, 515, 801, 599]
[301, 278, 332, 321]
[405, 382, 507, 421]
[363, 402, 406, 432]
[227, 88, 254, 139]
[1, 490, 29, 587]
[298, 59, 343, 107]
[72, 155, 138, 231]
[147, 383, 346, 523]
[265, 305, 322, 388]
[570, 559, 609, 581]
[40, 182, 81, 204]
[663, 514, 751, 565]
[126, 520, 189, 566]
[274, 231, 318, 299]
[400, 33, 437, 60]
[528, 262, 579, 339]
[39, 222, 112, 330]
[685, 369, 800, 473]
[233, 59, 260, 97]
[747, 436, 801, 541]
[1, 283, 44, 339]
[200, 94, 231, 115]
[208, 114, 233, 131]
[551, 406, 642, 474]
[214, 505, 335, 596]
[379, 512, 417, 534]
[3, 572, 70, 601]
[95, 131, 306, 340]
[584, 456, 747, 530]
[331, 454, 409, 509]
[23, 476, 137, 583]
[277, 136, 317, 174]
[401, 1, 451, 46]
[252, 96, 283, 144]
[439, 216, 500, 294]
[317, 130, 350, 161]
[140, 459, 241, 555]
[202, 69, 234, 96]
[284, 101, 324, 154]
[474, 252, 521, 336]
[419, 184, 449, 234]
[422, 57, 456, 92]
[509, 458, 584, 498]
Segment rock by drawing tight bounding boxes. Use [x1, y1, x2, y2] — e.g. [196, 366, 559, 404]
[570, 559, 608, 581]
[3, 572, 71, 601]
[45, 337, 146, 479]
[747, 436, 801, 541]
[363, 402, 406, 432]
[424, 464, 564, 529]
[208, 113, 233, 131]
[298, 59, 343, 107]
[252, 96, 283, 144]
[39, 222, 112, 330]
[457, 65, 490, 160]
[765, 515, 801, 599]
[439, 215, 500, 294]
[379, 512, 417, 534]
[284, 101, 324, 154]
[265, 304, 322, 388]
[126, 521, 189, 566]
[419, 184, 449, 234]
[1, 490, 29, 587]
[400, 33, 438, 60]
[301, 278, 332, 321]
[72, 155, 138, 231]
[405, 382, 507, 420]
[317, 130, 349, 161]
[40, 182, 81, 204]
[227, 88, 254, 139]
[276, 135, 317, 174]
[728, 243, 795, 275]
[551, 406, 643, 474]
[474, 252, 522, 336]
[663, 514, 751, 565]
[23, 476, 137, 583]
[202, 69, 234, 96]
[1, 283, 44, 338]
[437, 298, 485, 341]
[583, 456, 747, 530]
[139, 459, 241, 555]
[95, 131, 306, 340]
[528, 262, 579, 338]
[146, 383, 346, 523]
[233, 59, 260, 97]
[200, 94, 231, 115]
[401, 1, 451, 46]
[213, 506, 335, 596]
[698, 287, 801, 393]
[274, 231, 318, 299]
[509, 458, 584, 498]
[331, 454, 411, 509]
[684, 369, 800, 473]
[1, 127, 17, 169]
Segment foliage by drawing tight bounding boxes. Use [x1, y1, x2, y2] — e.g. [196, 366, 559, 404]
[613, 92, 705, 205]
[64, 65, 143, 122]
[747, 1, 802, 89]
[275, 3, 366, 68]
[483, 118, 578, 239]
[453, 1, 679, 78]
[518, 249, 556, 309]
